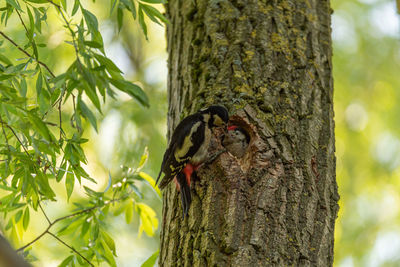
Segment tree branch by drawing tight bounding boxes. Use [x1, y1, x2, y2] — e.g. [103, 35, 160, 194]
[0, 31, 55, 78]
[17, 197, 125, 252]
[38, 203, 51, 225]
[47, 232, 94, 267]
[0, 120, 31, 158]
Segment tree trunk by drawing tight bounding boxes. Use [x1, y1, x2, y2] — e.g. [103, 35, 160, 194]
[160, 0, 339, 266]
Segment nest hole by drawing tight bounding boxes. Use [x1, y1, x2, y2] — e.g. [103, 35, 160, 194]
[222, 115, 254, 158]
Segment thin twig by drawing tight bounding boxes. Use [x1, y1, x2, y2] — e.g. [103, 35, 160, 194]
[17, 225, 51, 253]
[0, 116, 11, 154]
[58, 96, 63, 139]
[16, 197, 124, 252]
[0, 120, 30, 158]
[15, 10, 29, 35]
[38, 202, 51, 225]
[0, 31, 55, 78]
[47, 232, 94, 267]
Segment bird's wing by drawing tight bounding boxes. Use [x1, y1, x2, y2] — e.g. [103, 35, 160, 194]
[157, 114, 203, 188]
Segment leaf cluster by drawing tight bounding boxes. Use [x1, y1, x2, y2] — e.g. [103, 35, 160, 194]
[0, 0, 167, 265]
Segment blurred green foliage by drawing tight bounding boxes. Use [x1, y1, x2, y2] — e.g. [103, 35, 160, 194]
[333, 0, 400, 266]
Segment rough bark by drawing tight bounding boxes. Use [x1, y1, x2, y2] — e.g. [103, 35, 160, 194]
[160, 0, 339, 266]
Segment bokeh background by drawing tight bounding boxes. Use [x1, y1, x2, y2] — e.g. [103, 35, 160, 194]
[1, 0, 400, 266]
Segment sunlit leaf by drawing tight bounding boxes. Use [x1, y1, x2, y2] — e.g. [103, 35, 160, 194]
[78, 98, 98, 132]
[137, 147, 148, 171]
[136, 203, 158, 237]
[23, 207, 30, 230]
[102, 230, 116, 255]
[140, 3, 168, 26]
[139, 172, 161, 198]
[140, 0, 166, 3]
[109, 79, 149, 107]
[66, 168, 75, 201]
[101, 239, 117, 267]
[141, 250, 159, 267]
[6, 0, 22, 11]
[138, 6, 148, 39]
[58, 255, 74, 267]
[93, 53, 122, 74]
[82, 8, 99, 34]
[125, 200, 134, 224]
[72, 0, 80, 16]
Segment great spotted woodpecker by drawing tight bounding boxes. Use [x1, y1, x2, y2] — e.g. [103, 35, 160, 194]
[156, 105, 229, 217]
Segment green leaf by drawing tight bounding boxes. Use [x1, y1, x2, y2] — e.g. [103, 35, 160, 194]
[136, 203, 158, 237]
[31, 193, 39, 211]
[91, 222, 99, 240]
[140, 0, 166, 3]
[66, 167, 75, 201]
[61, 0, 67, 11]
[84, 40, 103, 49]
[125, 200, 133, 224]
[6, 0, 22, 11]
[56, 161, 67, 182]
[93, 53, 122, 74]
[33, 8, 42, 33]
[19, 78, 27, 98]
[140, 3, 168, 25]
[139, 172, 161, 198]
[72, 0, 80, 16]
[23, 207, 30, 230]
[141, 250, 159, 267]
[27, 7, 35, 40]
[117, 6, 124, 32]
[109, 79, 149, 107]
[81, 219, 90, 237]
[130, 0, 137, 19]
[36, 73, 43, 95]
[82, 8, 99, 33]
[28, 113, 53, 141]
[110, 0, 118, 14]
[36, 172, 56, 199]
[138, 6, 148, 39]
[137, 147, 148, 171]
[14, 209, 23, 223]
[58, 255, 74, 267]
[0, 53, 12, 65]
[81, 66, 101, 111]
[102, 230, 116, 255]
[25, 0, 48, 3]
[38, 89, 50, 115]
[101, 240, 117, 267]
[78, 98, 98, 132]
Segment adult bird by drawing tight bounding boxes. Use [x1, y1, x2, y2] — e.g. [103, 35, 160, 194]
[156, 105, 229, 217]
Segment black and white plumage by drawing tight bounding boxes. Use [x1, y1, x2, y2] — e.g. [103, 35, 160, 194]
[156, 105, 229, 217]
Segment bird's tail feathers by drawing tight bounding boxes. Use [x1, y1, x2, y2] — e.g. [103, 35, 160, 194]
[176, 172, 192, 219]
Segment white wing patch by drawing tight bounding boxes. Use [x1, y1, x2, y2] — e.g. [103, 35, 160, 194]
[174, 121, 202, 162]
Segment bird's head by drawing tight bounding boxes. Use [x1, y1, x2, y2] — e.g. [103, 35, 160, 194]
[200, 105, 229, 128]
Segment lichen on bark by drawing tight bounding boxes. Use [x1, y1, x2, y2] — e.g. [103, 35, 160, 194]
[161, 0, 339, 266]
